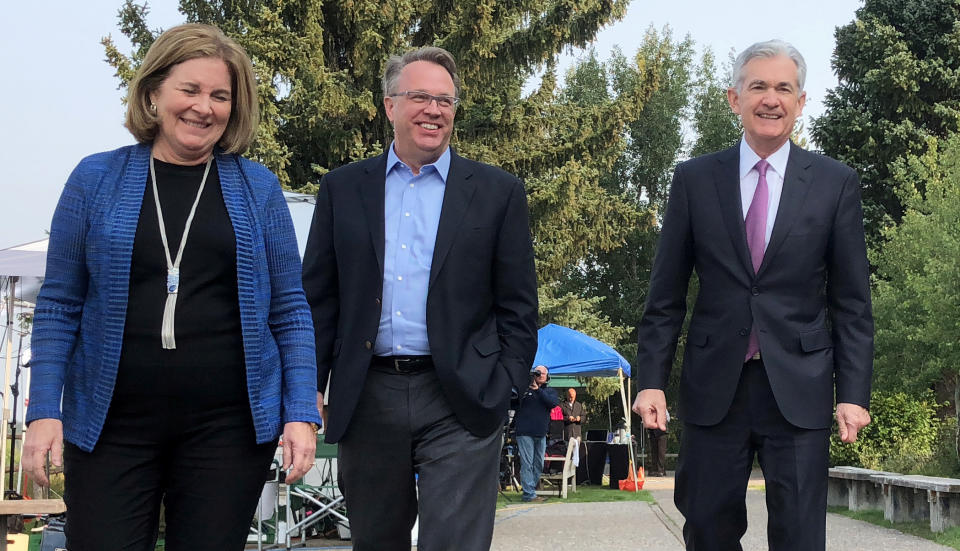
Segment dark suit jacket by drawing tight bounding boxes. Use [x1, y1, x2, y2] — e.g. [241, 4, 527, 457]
[302, 150, 538, 443]
[559, 400, 585, 440]
[636, 142, 873, 430]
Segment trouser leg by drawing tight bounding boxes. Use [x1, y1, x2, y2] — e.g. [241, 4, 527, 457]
[413, 374, 501, 551]
[516, 435, 537, 500]
[750, 362, 830, 551]
[532, 436, 546, 487]
[338, 368, 418, 551]
[162, 404, 277, 551]
[63, 441, 163, 551]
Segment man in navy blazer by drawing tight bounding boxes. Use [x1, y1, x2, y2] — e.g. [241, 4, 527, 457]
[302, 46, 538, 550]
[632, 40, 873, 550]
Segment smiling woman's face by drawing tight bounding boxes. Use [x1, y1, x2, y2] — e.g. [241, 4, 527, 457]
[150, 56, 233, 165]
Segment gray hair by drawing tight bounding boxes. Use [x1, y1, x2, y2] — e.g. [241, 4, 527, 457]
[382, 46, 461, 100]
[731, 39, 807, 93]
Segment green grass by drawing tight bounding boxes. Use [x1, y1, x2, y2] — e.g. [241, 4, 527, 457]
[828, 506, 960, 549]
[497, 485, 654, 508]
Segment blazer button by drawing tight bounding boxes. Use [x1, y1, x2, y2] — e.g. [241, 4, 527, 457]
[738, 328, 749, 337]
[751, 286, 760, 296]
[376, 297, 381, 305]
[365, 341, 373, 349]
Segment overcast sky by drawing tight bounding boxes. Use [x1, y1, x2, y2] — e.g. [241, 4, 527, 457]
[0, 0, 863, 249]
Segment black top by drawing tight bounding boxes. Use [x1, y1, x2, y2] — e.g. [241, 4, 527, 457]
[116, 158, 246, 407]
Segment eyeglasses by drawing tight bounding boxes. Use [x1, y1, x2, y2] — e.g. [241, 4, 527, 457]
[389, 90, 460, 109]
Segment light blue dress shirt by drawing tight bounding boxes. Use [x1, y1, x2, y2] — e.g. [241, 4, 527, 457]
[373, 144, 450, 356]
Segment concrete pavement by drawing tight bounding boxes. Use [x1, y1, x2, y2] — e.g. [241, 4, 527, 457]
[490, 472, 954, 550]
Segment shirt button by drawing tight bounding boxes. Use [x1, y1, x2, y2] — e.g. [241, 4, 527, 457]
[396, 311, 402, 316]
[397, 345, 403, 350]
[409, 183, 415, 188]
[365, 341, 372, 349]
[405, 212, 411, 217]
[401, 244, 407, 249]
[397, 276, 403, 281]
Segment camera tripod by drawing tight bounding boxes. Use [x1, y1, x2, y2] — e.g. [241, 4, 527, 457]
[498, 424, 521, 501]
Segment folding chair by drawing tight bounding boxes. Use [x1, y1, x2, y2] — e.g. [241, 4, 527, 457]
[249, 460, 282, 550]
[539, 437, 578, 499]
[283, 434, 349, 549]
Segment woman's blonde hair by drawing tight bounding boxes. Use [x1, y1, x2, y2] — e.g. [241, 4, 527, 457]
[125, 23, 258, 154]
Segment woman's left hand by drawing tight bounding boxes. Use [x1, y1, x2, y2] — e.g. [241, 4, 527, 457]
[282, 422, 317, 483]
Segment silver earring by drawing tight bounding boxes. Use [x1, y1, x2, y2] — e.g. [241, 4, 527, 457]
[150, 103, 157, 113]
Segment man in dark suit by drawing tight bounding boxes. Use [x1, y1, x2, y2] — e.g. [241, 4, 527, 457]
[302, 46, 538, 551]
[559, 387, 585, 440]
[631, 39, 873, 550]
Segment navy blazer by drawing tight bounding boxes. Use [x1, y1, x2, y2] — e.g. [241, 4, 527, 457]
[636, 142, 873, 429]
[302, 150, 539, 442]
[27, 144, 321, 451]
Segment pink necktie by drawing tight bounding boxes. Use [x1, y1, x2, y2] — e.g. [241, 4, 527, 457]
[744, 159, 769, 361]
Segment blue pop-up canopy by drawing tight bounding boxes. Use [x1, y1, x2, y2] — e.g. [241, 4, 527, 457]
[533, 323, 631, 377]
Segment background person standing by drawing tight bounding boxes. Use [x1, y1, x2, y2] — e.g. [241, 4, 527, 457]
[514, 365, 559, 503]
[559, 387, 585, 441]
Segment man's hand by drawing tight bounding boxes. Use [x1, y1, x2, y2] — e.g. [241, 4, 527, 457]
[632, 389, 668, 431]
[282, 422, 317, 484]
[316, 391, 327, 428]
[836, 403, 871, 443]
[22, 419, 63, 487]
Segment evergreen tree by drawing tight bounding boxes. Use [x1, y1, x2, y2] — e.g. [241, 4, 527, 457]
[689, 48, 741, 158]
[103, 0, 648, 362]
[811, 0, 960, 244]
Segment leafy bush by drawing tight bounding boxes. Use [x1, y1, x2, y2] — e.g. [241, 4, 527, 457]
[830, 390, 944, 473]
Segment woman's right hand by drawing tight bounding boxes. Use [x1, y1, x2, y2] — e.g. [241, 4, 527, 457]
[22, 419, 64, 487]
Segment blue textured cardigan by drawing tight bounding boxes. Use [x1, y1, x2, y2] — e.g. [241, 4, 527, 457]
[26, 143, 321, 452]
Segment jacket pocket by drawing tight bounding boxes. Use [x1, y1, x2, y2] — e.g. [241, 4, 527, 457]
[473, 332, 501, 357]
[799, 329, 832, 352]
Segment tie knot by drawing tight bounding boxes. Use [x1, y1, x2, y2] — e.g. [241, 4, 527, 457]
[755, 159, 770, 177]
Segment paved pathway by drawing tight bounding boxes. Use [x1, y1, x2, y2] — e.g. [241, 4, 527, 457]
[490, 472, 954, 551]
[273, 471, 954, 549]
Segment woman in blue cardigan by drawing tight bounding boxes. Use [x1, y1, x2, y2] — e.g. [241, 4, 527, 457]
[22, 24, 321, 550]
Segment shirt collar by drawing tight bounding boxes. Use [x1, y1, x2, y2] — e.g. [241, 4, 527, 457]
[739, 138, 791, 180]
[386, 142, 452, 183]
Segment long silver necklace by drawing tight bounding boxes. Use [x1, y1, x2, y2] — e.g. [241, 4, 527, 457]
[149, 154, 213, 349]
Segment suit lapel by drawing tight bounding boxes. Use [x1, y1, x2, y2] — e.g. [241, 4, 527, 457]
[758, 142, 812, 277]
[360, 154, 388, 274]
[714, 145, 754, 277]
[430, 151, 476, 286]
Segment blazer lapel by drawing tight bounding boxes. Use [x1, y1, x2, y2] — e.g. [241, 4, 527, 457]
[429, 151, 476, 286]
[714, 145, 754, 277]
[758, 142, 813, 277]
[360, 154, 388, 274]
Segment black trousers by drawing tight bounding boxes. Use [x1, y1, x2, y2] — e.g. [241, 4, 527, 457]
[338, 366, 502, 551]
[674, 359, 830, 551]
[646, 429, 668, 475]
[63, 396, 276, 551]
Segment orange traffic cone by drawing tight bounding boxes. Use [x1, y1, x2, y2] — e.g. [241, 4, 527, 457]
[618, 464, 645, 491]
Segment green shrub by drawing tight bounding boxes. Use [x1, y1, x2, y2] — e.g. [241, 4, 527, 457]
[830, 390, 943, 473]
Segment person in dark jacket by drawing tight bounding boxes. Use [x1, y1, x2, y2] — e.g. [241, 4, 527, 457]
[514, 365, 559, 502]
[559, 387, 586, 440]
